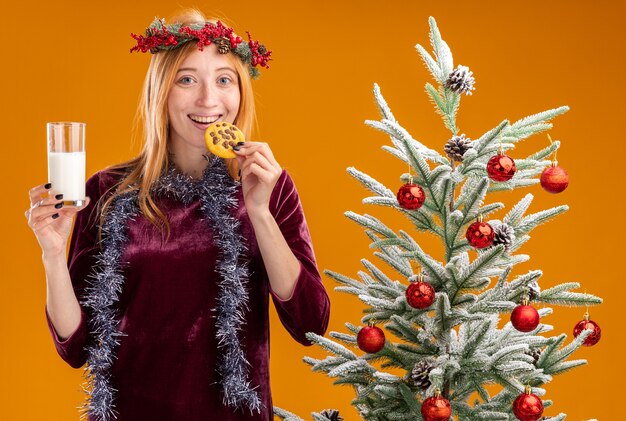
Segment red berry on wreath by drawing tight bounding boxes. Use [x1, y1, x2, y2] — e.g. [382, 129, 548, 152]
[406, 274, 436, 309]
[465, 216, 495, 249]
[512, 386, 544, 421]
[421, 389, 452, 421]
[487, 153, 516, 182]
[357, 323, 385, 353]
[511, 296, 540, 333]
[540, 162, 569, 193]
[397, 182, 425, 210]
[573, 312, 601, 346]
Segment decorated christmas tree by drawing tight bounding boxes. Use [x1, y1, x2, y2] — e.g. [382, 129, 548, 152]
[274, 17, 601, 421]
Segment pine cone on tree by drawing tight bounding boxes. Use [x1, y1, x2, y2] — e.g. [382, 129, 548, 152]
[444, 134, 473, 162]
[445, 65, 476, 95]
[525, 348, 543, 365]
[492, 222, 515, 251]
[528, 280, 541, 301]
[410, 360, 433, 389]
[320, 409, 343, 421]
[214, 37, 231, 54]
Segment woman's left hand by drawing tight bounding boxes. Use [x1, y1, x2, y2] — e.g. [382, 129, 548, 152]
[234, 141, 282, 218]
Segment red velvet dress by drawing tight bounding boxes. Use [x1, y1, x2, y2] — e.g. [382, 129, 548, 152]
[45, 168, 330, 420]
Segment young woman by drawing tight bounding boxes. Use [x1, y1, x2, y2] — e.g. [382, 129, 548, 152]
[25, 9, 330, 421]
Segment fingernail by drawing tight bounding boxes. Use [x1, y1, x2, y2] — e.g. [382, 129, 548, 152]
[55, 194, 63, 200]
[52, 213, 60, 219]
[233, 146, 241, 151]
[55, 203, 64, 209]
[237, 141, 245, 146]
[44, 183, 52, 189]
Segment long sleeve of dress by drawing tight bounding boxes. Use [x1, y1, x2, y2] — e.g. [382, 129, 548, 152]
[267, 170, 330, 346]
[45, 172, 105, 368]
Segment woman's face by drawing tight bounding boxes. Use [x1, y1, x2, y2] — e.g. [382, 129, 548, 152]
[167, 44, 241, 154]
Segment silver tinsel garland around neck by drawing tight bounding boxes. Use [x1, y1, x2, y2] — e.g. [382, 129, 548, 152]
[79, 154, 262, 420]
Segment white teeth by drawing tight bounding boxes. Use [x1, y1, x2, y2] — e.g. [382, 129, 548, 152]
[189, 115, 219, 124]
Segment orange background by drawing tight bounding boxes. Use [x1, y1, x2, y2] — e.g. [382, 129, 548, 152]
[1, 0, 624, 419]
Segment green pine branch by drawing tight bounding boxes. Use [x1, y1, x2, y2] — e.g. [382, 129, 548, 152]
[273, 407, 305, 421]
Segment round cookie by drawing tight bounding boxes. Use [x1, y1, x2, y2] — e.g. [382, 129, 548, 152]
[204, 122, 245, 158]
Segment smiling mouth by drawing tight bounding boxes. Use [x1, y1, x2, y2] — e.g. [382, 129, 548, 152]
[188, 114, 222, 124]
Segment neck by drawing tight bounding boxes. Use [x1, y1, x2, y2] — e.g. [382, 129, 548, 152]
[167, 146, 211, 180]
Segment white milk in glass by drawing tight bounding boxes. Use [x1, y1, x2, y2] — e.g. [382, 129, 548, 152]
[48, 151, 86, 202]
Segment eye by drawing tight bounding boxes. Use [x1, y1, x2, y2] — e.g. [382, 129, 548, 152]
[177, 76, 195, 85]
[218, 76, 233, 85]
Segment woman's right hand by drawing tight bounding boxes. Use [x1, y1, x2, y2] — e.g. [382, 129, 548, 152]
[25, 183, 90, 258]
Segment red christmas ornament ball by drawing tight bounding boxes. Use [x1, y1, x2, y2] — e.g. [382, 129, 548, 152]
[487, 154, 517, 182]
[511, 305, 540, 332]
[397, 183, 426, 210]
[421, 394, 452, 421]
[465, 221, 495, 249]
[512, 391, 544, 421]
[573, 318, 601, 346]
[406, 281, 436, 309]
[357, 325, 386, 353]
[540, 164, 569, 193]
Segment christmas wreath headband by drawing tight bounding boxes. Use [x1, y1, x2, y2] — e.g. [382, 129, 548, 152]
[130, 18, 272, 79]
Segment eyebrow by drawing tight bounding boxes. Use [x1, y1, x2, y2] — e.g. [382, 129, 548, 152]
[176, 66, 237, 73]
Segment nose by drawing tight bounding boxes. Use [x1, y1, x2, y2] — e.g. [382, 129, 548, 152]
[196, 82, 219, 107]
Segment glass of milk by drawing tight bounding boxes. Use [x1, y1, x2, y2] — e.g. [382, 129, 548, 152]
[47, 122, 86, 206]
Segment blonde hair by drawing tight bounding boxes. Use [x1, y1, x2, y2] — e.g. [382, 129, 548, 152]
[97, 9, 257, 242]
